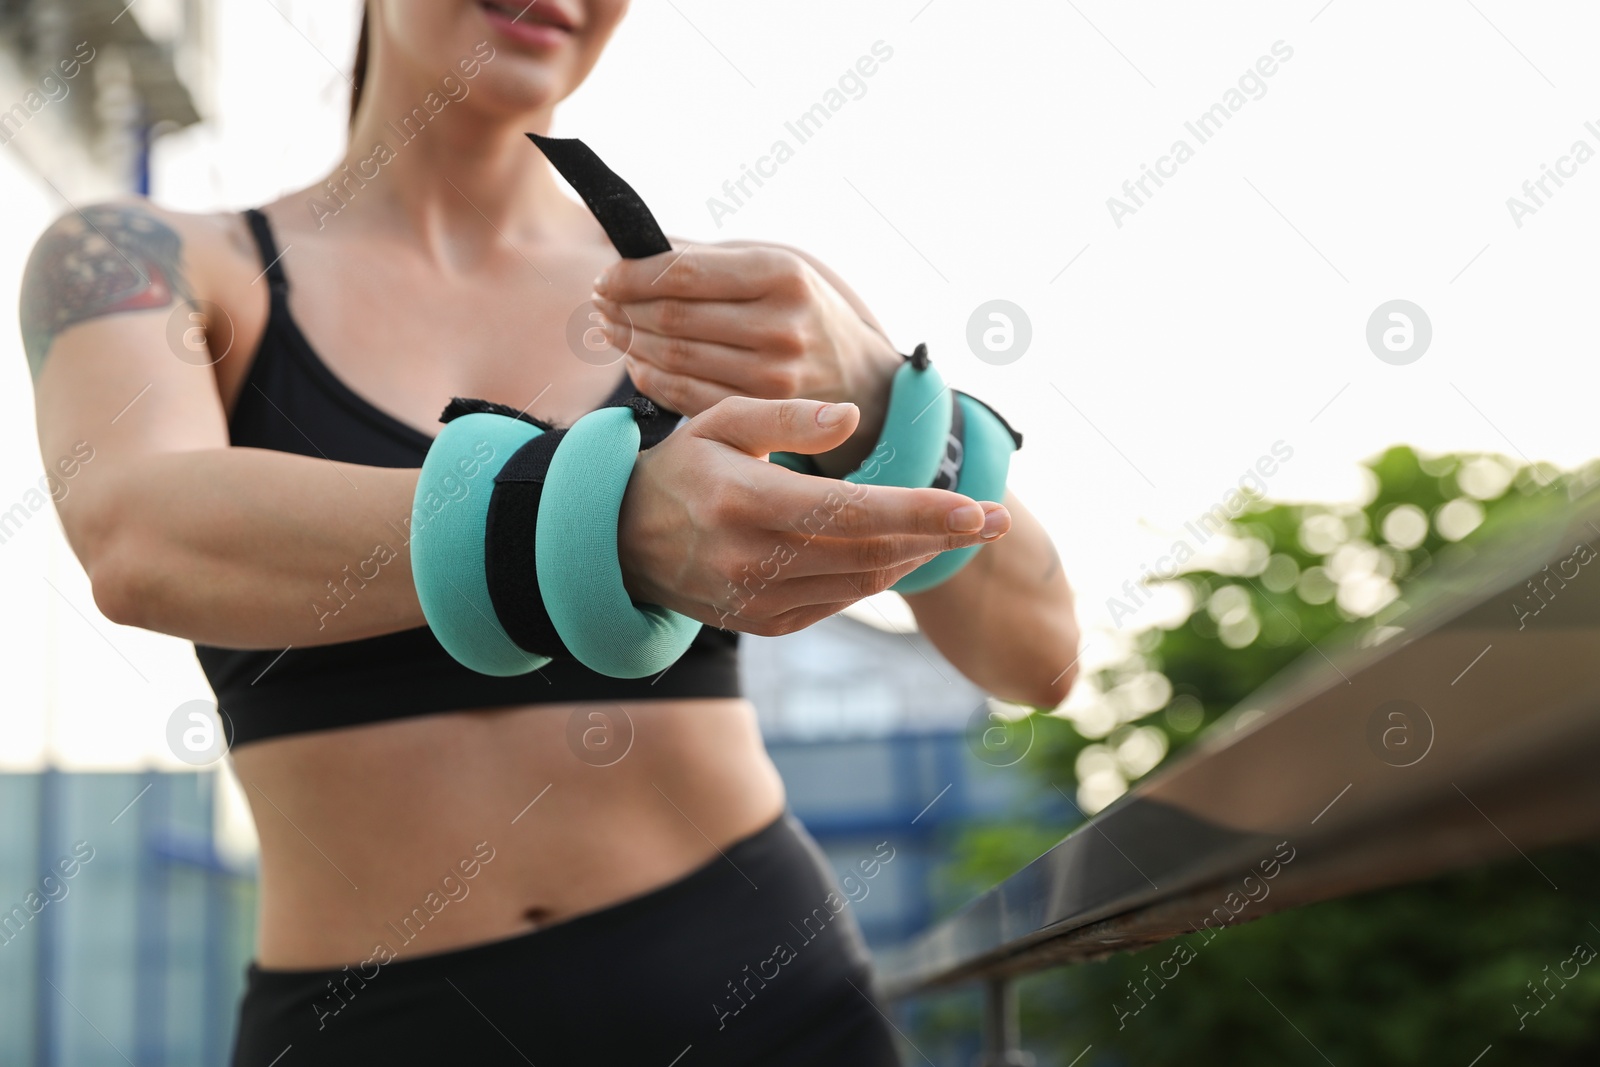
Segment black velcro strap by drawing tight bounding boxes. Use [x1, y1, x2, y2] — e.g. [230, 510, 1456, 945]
[526, 133, 674, 260]
[485, 432, 574, 660]
[493, 428, 568, 485]
[929, 391, 965, 492]
[525, 133, 686, 421]
[636, 408, 681, 450]
[440, 396, 554, 431]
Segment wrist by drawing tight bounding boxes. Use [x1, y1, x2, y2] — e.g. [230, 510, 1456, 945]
[617, 462, 657, 604]
[812, 336, 903, 478]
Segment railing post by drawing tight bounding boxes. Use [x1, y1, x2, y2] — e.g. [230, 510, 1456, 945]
[978, 978, 1035, 1066]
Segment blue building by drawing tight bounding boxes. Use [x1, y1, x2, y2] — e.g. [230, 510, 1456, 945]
[742, 614, 1069, 947]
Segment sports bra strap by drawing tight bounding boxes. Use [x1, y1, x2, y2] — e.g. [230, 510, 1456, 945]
[241, 207, 289, 292]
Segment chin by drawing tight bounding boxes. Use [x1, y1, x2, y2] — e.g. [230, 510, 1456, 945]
[468, 63, 575, 117]
[377, 0, 626, 116]
[468, 0, 621, 105]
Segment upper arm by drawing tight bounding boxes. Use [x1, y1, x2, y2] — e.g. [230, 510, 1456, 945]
[22, 201, 233, 559]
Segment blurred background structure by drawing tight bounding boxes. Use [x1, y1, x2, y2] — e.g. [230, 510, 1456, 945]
[5, 0, 1600, 1064]
[0, 0, 203, 194]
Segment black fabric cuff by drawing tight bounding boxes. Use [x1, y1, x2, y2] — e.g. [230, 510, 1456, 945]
[485, 430, 574, 660]
[929, 390, 965, 492]
[440, 396, 555, 431]
[480, 396, 669, 661]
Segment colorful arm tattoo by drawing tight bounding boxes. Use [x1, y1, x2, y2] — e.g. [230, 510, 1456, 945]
[19, 203, 192, 379]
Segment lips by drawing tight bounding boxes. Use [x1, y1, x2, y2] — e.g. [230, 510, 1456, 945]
[478, 0, 575, 32]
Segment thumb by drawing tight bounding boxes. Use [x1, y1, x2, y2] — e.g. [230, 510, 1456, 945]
[688, 396, 860, 458]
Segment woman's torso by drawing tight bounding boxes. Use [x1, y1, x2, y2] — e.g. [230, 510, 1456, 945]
[197, 194, 784, 968]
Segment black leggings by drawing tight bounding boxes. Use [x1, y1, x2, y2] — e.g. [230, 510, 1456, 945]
[230, 811, 903, 1066]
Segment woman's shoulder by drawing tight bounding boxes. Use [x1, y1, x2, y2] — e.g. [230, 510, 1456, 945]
[19, 196, 271, 381]
[23, 196, 271, 304]
[26, 196, 259, 260]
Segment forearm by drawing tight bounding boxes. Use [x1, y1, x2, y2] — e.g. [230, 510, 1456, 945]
[903, 490, 1079, 708]
[69, 448, 426, 649]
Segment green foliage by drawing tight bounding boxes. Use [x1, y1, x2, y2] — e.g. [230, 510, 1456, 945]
[929, 446, 1600, 1065]
[1024, 845, 1600, 1065]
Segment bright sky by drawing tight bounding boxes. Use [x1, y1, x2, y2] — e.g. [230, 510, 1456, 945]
[2, 0, 1598, 769]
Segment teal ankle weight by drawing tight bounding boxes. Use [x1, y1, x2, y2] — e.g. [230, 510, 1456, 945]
[412, 401, 702, 679]
[889, 391, 1020, 594]
[410, 412, 553, 677]
[844, 356, 953, 489]
[536, 406, 702, 677]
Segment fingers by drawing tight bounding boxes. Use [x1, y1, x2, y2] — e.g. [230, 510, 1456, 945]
[637, 394, 1012, 640]
[594, 244, 802, 304]
[712, 600, 847, 636]
[744, 468, 1008, 544]
[726, 558, 935, 614]
[612, 325, 799, 400]
[593, 292, 793, 352]
[688, 403, 1008, 559]
[623, 354, 735, 419]
[689, 395, 860, 458]
[758, 524, 1001, 578]
[708, 552, 942, 635]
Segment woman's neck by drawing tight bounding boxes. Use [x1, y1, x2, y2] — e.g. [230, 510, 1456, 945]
[319, 76, 576, 257]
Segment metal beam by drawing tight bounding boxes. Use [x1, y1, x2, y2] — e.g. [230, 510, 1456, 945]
[879, 492, 1600, 998]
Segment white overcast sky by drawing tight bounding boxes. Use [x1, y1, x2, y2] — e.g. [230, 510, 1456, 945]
[2, 0, 1598, 768]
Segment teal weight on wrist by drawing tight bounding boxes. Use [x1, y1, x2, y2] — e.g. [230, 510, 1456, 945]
[844, 357, 952, 488]
[768, 451, 818, 475]
[411, 412, 553, 677]
[769, 356, 952, 486]
[891, 391, 1018, 594]
[536, 405, 702, 677]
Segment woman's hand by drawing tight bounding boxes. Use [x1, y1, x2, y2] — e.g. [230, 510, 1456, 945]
[590, 244, 905, 476]
[617, 395, 1011, 636]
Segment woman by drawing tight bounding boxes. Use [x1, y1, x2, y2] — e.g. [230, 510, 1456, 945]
[22, 2, 1079, 1063]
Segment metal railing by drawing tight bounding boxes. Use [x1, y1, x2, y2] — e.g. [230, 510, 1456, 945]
[877, 492, 1600, 1062]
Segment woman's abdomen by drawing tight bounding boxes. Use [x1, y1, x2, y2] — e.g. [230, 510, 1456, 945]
[232, 697, 784, 969]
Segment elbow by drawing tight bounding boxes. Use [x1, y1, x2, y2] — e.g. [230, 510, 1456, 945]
[88, 541, 154, 629]
[69, 485, 155, 630]
[1017, 555, 1082, 710]
[1016, 660, 1077, 711]
[1017, 609, 1083, 710]
[1044, 656, 1080, 708]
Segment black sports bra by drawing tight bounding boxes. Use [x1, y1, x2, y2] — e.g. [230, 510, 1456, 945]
[194, 208, 741, 747]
